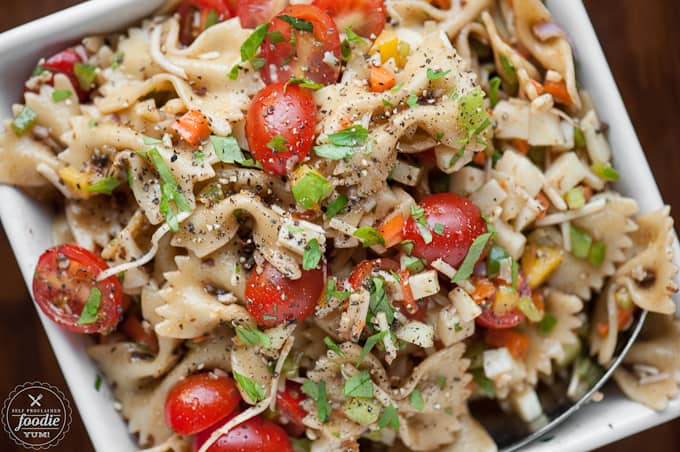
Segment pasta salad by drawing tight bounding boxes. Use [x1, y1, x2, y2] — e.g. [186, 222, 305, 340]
[0, 0, 678, 451]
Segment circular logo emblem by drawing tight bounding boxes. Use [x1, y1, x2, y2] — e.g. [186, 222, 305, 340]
[2, 382, 72, 449]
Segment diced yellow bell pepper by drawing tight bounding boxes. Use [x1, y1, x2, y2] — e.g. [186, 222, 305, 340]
[521, 245, 564, 289]
[370, 30, 409, 67]
[494, 286, 519, 316]
[58, 166, 92, 199]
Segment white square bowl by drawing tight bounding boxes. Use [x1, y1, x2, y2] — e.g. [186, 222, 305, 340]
[0, 1, 677, 451]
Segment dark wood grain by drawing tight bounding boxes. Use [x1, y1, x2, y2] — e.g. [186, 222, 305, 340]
[0, 1, 678, 451]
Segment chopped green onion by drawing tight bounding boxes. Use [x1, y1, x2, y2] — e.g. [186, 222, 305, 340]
[433, 223, 445, 235]
[343, 370, 374, 398]
[391, 82, 404, 93]
[565, 187, 586, 210]
[452, 232, 494, 283]
[301, 380, 330, 422]
[409, 389, 424, 411]
[302, 238, 323, 270]
[77, 287, 101, 325]
[517, 296, 543, 322]
[324, 336, 346, 358]
[614, 287, 633, 310]
[488, 76, 502, 108]
[235, 323, 271, 347]
[569, 225, 593, 259]
[94, 374, 102, 391]
[314, 144, 354, 160]
[85, 177, 121, 195]
[426, 68, 451, 80]
[52, 89, 72, 102]
[377, 404, 400, 430]
[325, 195, 348, 219]
[573, 126, 586, 148]
[74, 63, 97, 91]
[326, 278, 352, 302]
[498, 54, 518, 94]
[11, 106, 37, 136]
[353, 227, 385, 247]
[211, 135, 245, 163]
[142, 135, 163, 145]
[591, 162, 620, 181]
[111, 51, 125, 69]
[401, 255, 426, 273]
[357, 331, 388, 366]
[401, 240, 415, 255]
[233, 371, 267, 402]
[486, 245, 509, 279]
[540, 313, 557, 334]
[292, 170, 332, 209]
[511, 259, 519, 290]
[342, 398, 381, 426]
[588, 241, 606, 267]
[472, 368, 494, 398]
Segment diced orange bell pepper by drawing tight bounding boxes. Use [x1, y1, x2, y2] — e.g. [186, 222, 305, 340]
[471, 277, 496, 303]
[172, 109, 211, 146]
[378, 212, 405, 248]
[485, 329, 529, 360]
[543, 79, 572, 106]
[369, 66, 396, 92]
[511, 138, 529, 155]
[596, 322, 609, 337]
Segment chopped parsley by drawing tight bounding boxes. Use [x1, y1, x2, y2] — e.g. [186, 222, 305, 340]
[233, 371, 267, 402]
[488, 76, 501, 108]
[314, 125, 369, 160]
[540, 313, 558, 334]
[292, 169, 333, 209]
[94, 374, 102, 391]
[433, 223, 445, 235]
[266, 135, 287, 152]
[277, 15, 313, 32]
[285, 77, 323, 91]
[406, 92, 418, 108]
[377, 404, 400, 430]
[324, 336, 346, 358]
[353, 227, 385, 247]
[472, 369, 494, 397]
[326, 278, 352, 302]
[235, 323, 271, 347]
[410, 205, 432, 244]
[451, 232, 494, 283]
[302, 238, 323, 270]
[230, 23, 270, 79]
[367, 276, 395, 325]
[302, 380, 330, 422]
[111, 51, 125, 69]
[74, 63, 97, 91]
[343, 371, 374, 398]
[498, 54, 518, 93]
[211, 135, 245, 163]
[77, 287, 101, 325]
[145, 148, 191, 231]
[325, 195, 348, 219]
[409, 389, 424, 411]
[402, 255, 425, 273]
[357, 331, 388, 366]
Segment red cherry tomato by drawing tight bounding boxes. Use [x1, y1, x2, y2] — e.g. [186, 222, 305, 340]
[403, 193, 487, 268]
[32, 245, 123, 334]
[245, 262, 325, 327]
[347, 258, 400, 290]
[165, 372, 241, 435]
[178, 1, 234, 46]
[182, 0, 233, 16]
[259, 5, 342, 86]
[312, 0, 386, 38]
[193, 414, 293, 452]
[119, 312, 159, 354]
[40, 48, 89, 101]
[237, 0, 288, 29]
[276, 382, 308, 436]
[476, 307, 524, 329]
[246, 82, 317, 175]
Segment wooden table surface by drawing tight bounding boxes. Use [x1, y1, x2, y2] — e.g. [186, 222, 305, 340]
[0, 1, 678, 451]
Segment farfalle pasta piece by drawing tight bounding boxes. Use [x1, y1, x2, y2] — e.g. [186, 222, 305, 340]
[155, 248, 251, 339]
[438, 414, 498, 452]
[65, 194, 137, 251]
[614, 207, 678, 314]
[613, 314, 680, 411]
[172, 191, 300, 279]
[0, 119, 58, 187]
[396, 345, 471, 451]
[513, 0, 581, 109]
[24, 74, 81, 142]
[547, 193, 639, 299]
[524, 290, 583, 384]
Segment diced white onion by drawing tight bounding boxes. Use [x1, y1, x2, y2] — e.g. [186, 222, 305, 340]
[510, 387, 544, 422]
[395, 320, 434, 348]
[277, 218, 326, 255]
[483, 348, 514, 379]
[581, 110, 612, 164]
[495, 151, 545, 197]
[493, 220, 526, 260]
[450, 166, 486, 196]
[469, 179, 508, 217]
[544, 152, 588, 194]
[390, 160, 422, 186]
[437, 305, 475, 346]
[408, 270, 440, 300]
[448, 287, 481, 322]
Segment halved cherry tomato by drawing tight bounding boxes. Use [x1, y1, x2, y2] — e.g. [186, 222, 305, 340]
[193, 414, 293, 452]
[245, 262, 325, 327]
[402, 193, 488, 268]
[246, 82, 317, 175]
[312, 0, 386, 38]
[182, 0, 233, 16]
[348, 258, 400, 290]
[120, 312, 159, 354]
[237, 0, 288, 29]
[276, 382, 308, 436]
[476, 306, 524, 329]
[165, 372, 241, 435]
[40, 47, 89, 101]
[178, 1, 234, 45]
[32, 245, 123, 334]
[259, 5, 341, 86]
